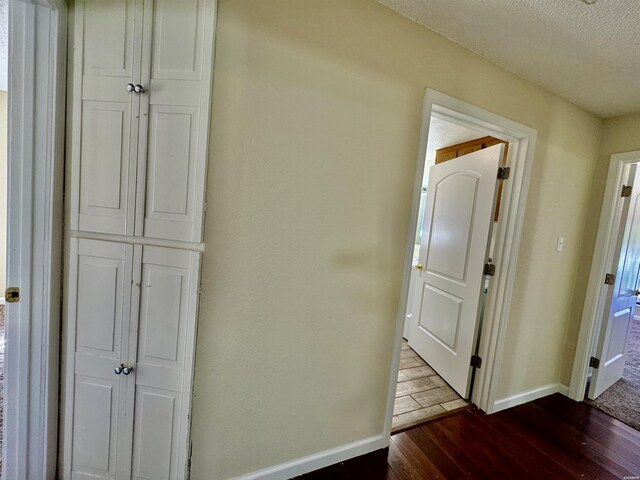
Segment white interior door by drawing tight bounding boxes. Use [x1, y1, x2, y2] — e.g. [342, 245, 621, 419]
[589, 166, 640, 399]
[409, 145, 502, 398]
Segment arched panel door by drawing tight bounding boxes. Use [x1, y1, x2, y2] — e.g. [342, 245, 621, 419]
[410, 145, 502, 397]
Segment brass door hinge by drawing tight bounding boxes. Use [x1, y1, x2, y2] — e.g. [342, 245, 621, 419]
[497, 167, 510, 180]
[621, 185, 632, 197]
[5, 287, 20, 303]
[604, 273, 615, 285]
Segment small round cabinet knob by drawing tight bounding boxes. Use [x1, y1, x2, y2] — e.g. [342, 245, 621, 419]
[134, 84, 145, 94]
[126, 83, 135, 93]
[123, 366, 133, 375]
[415, 264, 424, 270]
[114, 364, 124, 375]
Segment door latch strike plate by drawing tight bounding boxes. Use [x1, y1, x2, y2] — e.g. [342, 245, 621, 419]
[5, 287, 20, 303]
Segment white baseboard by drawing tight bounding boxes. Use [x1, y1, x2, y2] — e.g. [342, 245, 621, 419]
[492, 383, 568, 413]
[233, 435, 386, 480]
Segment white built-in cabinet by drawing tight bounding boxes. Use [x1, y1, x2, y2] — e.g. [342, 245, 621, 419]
[62, 0, 215, 479]
[68, 0, 214, 242]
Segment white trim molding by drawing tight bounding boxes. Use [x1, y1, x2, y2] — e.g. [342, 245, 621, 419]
[232, 435, 386, 480]
[492, 383, 569, 413]
[4, 1, 67, 478]
[568, 150, 640, 400]
[383, 89, 538, 440]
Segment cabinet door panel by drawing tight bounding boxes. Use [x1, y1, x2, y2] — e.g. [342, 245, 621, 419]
[151, 0, 205, 81]
[83, 0, 135, 77]
[79, 101, 133, 234]
[131, 246, 200, 480]
[68, 239, 135, 480]
[143, 105, 198, 239]
[135, 0, 215, 241]
[70, 0, 143, 236]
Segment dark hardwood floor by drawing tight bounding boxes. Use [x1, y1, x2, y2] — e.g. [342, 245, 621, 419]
[298, 393, 640, 479]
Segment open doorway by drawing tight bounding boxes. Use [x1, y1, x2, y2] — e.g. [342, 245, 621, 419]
[382, 91, 538, 439]
[572, 155, 640, 431]
[392, 115, 507, 431]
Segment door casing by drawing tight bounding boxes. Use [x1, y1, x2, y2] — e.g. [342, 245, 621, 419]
[4, 1, 67, 479]
[383, 89, 537, 442]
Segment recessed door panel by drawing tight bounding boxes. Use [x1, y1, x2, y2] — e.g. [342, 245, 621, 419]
[151, 0, 204, 80]
[139, 267, 185, 363]
[605, 309, 631, 365]
[76, 261, 120, 355]
[72, 378, 118, 477]
[145, 107, 197, 219]
[132, 388, 180, 480]
[83, 0, 135, 77]
[78, 101, 133, 235]
[425, 173, 479, 283]
[418, 285, 463, 353]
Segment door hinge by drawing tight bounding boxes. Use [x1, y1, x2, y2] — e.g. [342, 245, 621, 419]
[621, 185, 632, 197]
[589, 356, 600, 369]
[497, 167, 510, 180]
[470, 354, 482, 368]
[604, 273, 615, 285]
[5, 287, 20, 303]
[483, 263, 496, 276]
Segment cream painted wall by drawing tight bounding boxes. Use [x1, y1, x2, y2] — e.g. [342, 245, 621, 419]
[560, 112, 640, 383]
[190, 1, 602, 478]
[0, 91, 6, 295]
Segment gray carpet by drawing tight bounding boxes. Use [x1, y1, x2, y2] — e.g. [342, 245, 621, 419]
[586, 319, 640, 431]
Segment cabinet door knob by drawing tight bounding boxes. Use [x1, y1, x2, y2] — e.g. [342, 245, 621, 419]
[134, 84, 145, 94]
[126, 83, 135, 93]
[122, 366, 133, 375]
[114, 364, 124, 375]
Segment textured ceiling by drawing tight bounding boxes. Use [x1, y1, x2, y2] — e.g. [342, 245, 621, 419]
[377, 0, 640, 118]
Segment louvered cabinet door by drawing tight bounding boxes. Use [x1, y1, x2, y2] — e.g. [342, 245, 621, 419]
[69, 0, 143, 236]
[135, 0, 215, 242]
[63, 239, 136, 480]
[129, 246, 201, 480]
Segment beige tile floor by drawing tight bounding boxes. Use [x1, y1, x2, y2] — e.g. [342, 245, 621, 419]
[392, 340, 471, 432]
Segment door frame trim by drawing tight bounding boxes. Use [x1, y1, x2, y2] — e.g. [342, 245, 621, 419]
[568, 150, 640, 400]
[383, 89, 537, 439]
[4, 0, 67, 478]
